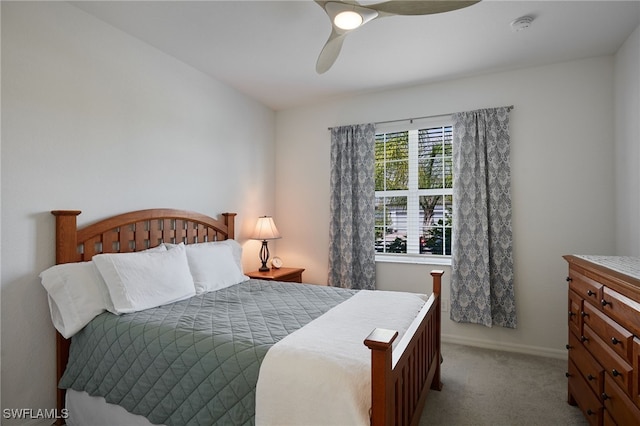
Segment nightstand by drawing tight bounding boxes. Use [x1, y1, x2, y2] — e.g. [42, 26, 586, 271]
[245, 267, 305, 283]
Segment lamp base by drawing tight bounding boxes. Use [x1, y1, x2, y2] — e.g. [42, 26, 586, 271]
[258, 240, 270, 272]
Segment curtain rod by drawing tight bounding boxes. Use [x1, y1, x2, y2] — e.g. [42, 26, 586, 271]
[327, 105, 514, 130]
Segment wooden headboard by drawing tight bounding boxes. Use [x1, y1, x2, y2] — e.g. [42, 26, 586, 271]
[50, 208, 237, 421]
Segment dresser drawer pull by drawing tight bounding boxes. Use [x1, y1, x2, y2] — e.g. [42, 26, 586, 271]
[611, 337, 620, 345]
[587, 290, 595, 296]
[587, 409, 595, 416]
[566, 277, 573, 282]
[587, 374, 595, 381]
[601, 392, 609, 400]
[568, 311, 575, 318]
[565, 344, 572, 350]
[601, 299, 611, 307]
[581, 311, 588, 318]
[581, 336, 589, 343]
[612, 369, 621, 377]
[565, 372, 571, 378]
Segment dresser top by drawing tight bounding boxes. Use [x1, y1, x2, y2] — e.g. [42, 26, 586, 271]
[573, 255, 640, 281]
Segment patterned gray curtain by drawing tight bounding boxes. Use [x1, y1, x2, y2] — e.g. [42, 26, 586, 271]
[328, 123, 376, 290]
[450, 107, 517, 328]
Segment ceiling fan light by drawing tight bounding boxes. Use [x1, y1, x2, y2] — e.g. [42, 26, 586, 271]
[334, 11, 363, 30]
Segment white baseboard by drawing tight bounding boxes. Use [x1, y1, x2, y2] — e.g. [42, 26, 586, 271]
[442, 334, 568, 360]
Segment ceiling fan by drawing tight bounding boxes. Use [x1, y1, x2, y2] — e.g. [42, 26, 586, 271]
[314, 0, 481, 74]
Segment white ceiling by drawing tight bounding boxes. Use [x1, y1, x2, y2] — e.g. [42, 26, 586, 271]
[70, 0, 640, 111]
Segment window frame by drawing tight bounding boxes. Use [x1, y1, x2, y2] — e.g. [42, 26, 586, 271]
[374, 115, 453, 265]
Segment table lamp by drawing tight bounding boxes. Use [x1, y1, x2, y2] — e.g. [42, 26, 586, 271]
[251, 216, 281, 271]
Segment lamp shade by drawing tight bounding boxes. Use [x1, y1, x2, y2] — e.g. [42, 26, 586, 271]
[251, 216, 281, 240]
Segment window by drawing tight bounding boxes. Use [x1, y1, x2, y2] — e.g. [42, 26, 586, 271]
[374, 118, 453, 261]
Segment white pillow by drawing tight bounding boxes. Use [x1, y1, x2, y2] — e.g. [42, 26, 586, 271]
[40, 261, 113, 338]
[183, 242, 249, 294]
[217, 240, 245, 273]
[164, 239, 245, 274]
[93, 243, 195, 314]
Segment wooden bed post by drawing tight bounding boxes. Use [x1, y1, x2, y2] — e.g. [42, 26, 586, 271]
[50, 210, 81, 425]
[430, 269, 444, 391]
[51, 210, 81, 264]
[222, 213, 237, 239]
[364, 328, 398, 426]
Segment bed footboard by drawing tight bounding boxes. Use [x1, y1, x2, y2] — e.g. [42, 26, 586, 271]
[365, 270, 443, 426]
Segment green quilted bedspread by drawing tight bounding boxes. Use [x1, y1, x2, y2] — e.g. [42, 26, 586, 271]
[59, 280, 357, 425]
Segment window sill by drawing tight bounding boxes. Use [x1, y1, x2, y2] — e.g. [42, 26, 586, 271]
[375, 254, 452, 266]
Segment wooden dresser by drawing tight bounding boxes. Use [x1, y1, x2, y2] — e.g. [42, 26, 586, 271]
[564, 255, 640, 425]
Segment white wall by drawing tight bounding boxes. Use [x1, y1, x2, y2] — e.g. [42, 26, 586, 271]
[615, 24, 640, 256]
[275, 56, 617, 358]
[1, 0, 636, 419]
[1, 2, 275, 422]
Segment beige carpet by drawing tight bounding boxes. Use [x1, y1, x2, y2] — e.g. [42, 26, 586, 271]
[419, 342, 588, 425]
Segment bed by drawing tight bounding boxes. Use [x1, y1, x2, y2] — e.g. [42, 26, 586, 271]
[45, 208, 443, 426]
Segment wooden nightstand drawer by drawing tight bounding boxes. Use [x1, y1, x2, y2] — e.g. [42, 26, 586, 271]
[246, 267, 305, 283]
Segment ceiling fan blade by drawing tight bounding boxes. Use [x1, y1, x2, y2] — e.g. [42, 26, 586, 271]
[367, 0, 480, 16]
[315, 0, 360, 9]
[314, 1, 380, 73]
[316, 29, 347, 74]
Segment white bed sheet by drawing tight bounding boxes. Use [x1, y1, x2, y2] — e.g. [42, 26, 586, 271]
[255, 290, 427, 426]
[66, 389, 162, 426]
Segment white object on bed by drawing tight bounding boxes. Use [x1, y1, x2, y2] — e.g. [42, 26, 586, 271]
[39, 261, 113, 338]
[66, 390, 162, 426]
[93, 243, 195, 314]
[255, 289, 427, 426]
[183, 241, 249, 293]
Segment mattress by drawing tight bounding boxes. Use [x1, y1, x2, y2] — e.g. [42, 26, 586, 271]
[59, 280, 356, 426]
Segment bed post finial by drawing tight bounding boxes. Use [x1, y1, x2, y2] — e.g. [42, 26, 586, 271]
[430, 269, 443, 296]
[222, 213, 237, 239]
[51, 210, 81, 264]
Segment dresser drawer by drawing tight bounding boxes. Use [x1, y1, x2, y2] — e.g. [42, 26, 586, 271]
[569, 332, 604, 397]
[568, 359, 603, 426]
[583, 302, 633, 363]
[569, 290, 583, 337]
[604, 374, 640, 425]
[603, 409, 616, 426]
[601, 287, 640, 337]
[582, 325, 633, 397]
[569, 270, 603, 308]
[633, 338, 640, 409]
